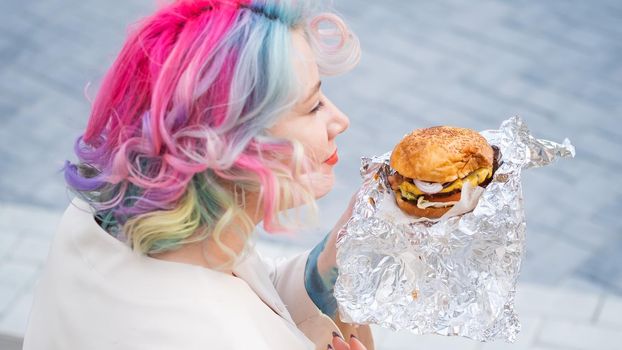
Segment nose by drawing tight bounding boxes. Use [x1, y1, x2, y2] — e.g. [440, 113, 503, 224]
[325, 97, 350, 140]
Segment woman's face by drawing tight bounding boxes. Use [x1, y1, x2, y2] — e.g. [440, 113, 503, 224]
[268, 30, 350, 199]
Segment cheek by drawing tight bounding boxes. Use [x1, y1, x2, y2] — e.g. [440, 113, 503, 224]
[270, 114, 328, 163]
[299, 119, 333, 197]
[269, 117, 334, 199]
[297, 120, 327, 162]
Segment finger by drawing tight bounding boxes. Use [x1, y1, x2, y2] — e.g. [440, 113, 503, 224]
[348, 191, 357, 207]
[344, 193, 357, 216]
[348, 335, 367, 350]
[331, 332, 350, 350]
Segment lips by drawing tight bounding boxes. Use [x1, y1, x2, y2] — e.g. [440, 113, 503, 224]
[324, 149, 339, 166]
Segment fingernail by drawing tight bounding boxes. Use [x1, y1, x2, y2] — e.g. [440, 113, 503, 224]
[332, 331, 342, 339]
[327, 345, 333, 350]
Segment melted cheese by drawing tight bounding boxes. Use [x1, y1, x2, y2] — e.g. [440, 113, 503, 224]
[416, 196, 460, 209]
[398, 167, 492, 199]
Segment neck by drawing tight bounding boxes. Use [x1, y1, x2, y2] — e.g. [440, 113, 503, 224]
[149, 233, 245, 276]
[149, 194, 263, 275]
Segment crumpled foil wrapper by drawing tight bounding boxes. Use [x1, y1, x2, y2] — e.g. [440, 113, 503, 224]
[334, 116, 575, 342]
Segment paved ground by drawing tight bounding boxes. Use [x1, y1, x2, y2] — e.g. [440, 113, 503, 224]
[0, 0, 621, 349]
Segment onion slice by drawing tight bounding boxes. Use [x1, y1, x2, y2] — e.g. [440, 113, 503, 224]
[413, 179, 444, 194]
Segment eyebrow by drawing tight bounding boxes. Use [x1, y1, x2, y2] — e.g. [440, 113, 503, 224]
[302, 81, 321, 105]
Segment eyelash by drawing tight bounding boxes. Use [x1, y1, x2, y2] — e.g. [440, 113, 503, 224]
[310, 101, 324, 114]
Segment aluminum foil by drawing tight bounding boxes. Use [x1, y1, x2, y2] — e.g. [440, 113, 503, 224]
[334, 116, 575, 342]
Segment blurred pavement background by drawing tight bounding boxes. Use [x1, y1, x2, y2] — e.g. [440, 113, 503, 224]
[1, 0, 621, 349]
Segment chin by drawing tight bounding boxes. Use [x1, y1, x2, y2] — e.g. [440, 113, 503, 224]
[282, 168, 335, 210]
[305, 166, 335, 200]
[312, 169, 335, 199]
[312, 180, 334, 199]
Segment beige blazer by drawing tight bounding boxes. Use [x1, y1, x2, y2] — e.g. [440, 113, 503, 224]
[23, 198, 343, 350]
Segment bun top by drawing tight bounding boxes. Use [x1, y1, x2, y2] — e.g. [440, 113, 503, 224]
[390, 126, 493, 183]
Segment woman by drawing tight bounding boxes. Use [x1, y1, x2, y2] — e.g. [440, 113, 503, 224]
[23, 0, 372, 349]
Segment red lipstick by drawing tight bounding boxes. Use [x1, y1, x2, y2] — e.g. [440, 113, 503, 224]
[325, 149, 339, 166]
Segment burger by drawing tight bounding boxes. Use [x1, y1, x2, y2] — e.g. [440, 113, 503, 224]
[388, 126, 499, 219]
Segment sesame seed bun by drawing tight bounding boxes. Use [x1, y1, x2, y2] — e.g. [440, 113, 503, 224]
[390, 126, 493, 183]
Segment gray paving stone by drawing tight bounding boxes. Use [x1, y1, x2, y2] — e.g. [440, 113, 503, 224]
[537, 320, 622, 350]
[0, 291, 33, 338]
[0, 333, 22, 350]
[559, 276, 606, 296]
[558, 217, 616, 250]
[0, 232, 19, 261]
[576, 130, 622, 170]
[597, 295, 622, 329]
[591, 196, 622, 232]
[480, 316, 542, 350]
[9, 237, 52, 265]
[519, 232, 593, 286]
[514, 284, 600, 323]
[0, 261, 39, 291]
[0, 284, 20, 315]
[371, 326, 480, 350]
[0, 204, 62, 237]
[578, 236, 622, 294]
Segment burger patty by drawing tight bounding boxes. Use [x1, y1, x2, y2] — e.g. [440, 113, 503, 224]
[421, 188, 460, 200]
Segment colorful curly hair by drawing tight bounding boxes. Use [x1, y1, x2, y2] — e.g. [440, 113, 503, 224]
[63, 0, 359, 269]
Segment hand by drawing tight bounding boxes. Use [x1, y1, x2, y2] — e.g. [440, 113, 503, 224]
[317, 193, 357, 275]
[304, 192, 375, 350]
[305, 194, 357, 317]
[332, 316, 375, 350]
[329, 332, 367, 350]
